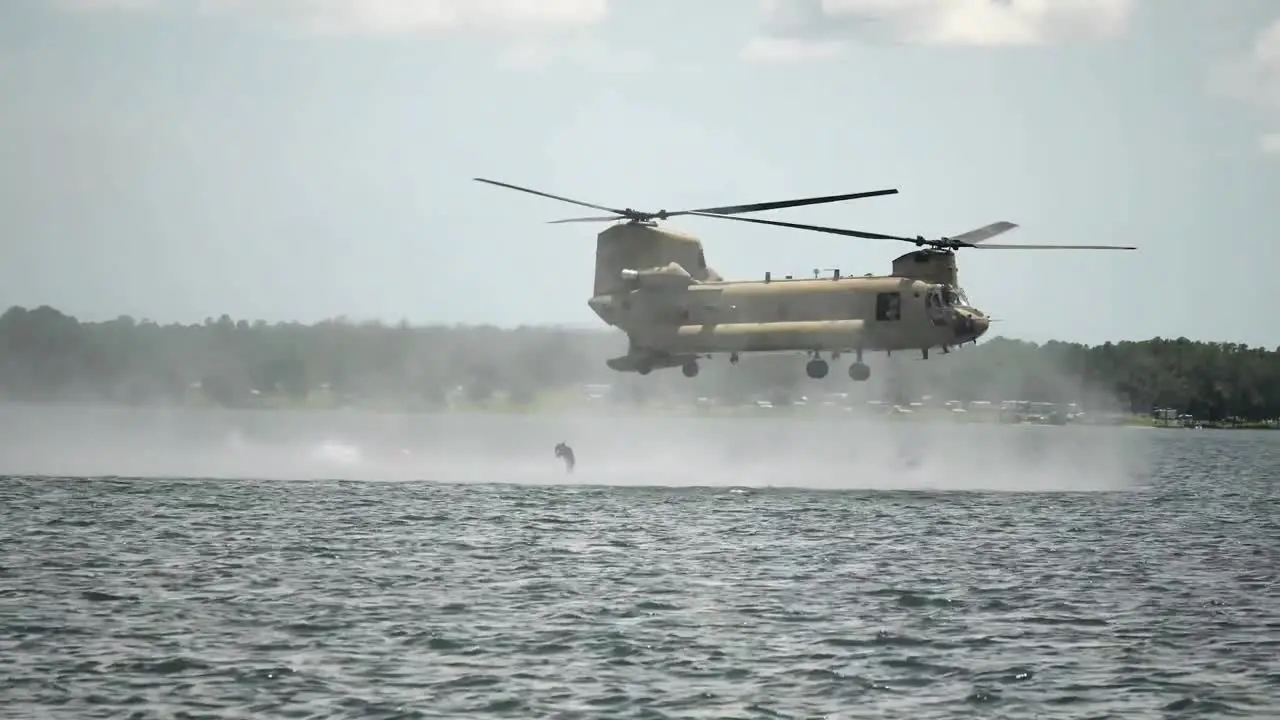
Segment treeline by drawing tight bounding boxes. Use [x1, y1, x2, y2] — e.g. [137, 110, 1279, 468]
[1, 305, 1277, 421]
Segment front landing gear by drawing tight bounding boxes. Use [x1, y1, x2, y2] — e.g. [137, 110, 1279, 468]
[682, 359, 699, 378]
[806, 350, 869, 381]
[848, 349, 870, 382]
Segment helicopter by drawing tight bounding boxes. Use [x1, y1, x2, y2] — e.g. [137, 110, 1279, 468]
[474, 178, 1136, 381]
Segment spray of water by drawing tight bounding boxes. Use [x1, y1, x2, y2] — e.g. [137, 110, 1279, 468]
[0, 402, 1151, 492]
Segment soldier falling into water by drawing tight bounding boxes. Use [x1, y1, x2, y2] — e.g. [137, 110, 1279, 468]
[554, 442, 576, 473]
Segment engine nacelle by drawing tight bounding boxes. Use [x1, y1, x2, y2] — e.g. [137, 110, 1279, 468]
[621, 262, 697, 289]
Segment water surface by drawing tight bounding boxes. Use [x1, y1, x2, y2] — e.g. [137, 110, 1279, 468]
[1, 413, 1277, 718]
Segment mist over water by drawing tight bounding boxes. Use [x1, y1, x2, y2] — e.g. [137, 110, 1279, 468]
[0, 405, 1149, 492]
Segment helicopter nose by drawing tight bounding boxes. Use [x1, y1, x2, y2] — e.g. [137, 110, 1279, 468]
[952, 310, 989, 343]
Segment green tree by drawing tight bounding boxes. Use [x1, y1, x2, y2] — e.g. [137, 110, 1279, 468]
[0, 305, 1276, 422]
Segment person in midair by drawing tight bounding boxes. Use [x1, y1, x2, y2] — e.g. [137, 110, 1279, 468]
[554, 441, 575, 473]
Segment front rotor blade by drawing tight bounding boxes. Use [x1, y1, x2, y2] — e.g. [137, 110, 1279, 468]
[975, 243, 1137, 250]
[474, 178, 628, 217]
[947, 221, 1018, 245]
[685, 211, 915, 243]
[675, 188, 900, 217]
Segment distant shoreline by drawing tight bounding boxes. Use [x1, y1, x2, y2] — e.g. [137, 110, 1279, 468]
[4, 305, 1278, 428]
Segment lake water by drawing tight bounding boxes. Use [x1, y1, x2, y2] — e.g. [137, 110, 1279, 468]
[1, 406, 1277, 718]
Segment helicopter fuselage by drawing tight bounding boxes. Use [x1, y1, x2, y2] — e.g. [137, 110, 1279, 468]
[582, 222, 989, 379]
[590, 273, 989, 357]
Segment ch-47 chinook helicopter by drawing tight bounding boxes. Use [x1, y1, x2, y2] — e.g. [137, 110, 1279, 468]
[474, 178, 1136, 382]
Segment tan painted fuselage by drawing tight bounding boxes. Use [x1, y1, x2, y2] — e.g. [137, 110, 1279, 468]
[583, 221, 988, 377]
[592, 275, 985, 355]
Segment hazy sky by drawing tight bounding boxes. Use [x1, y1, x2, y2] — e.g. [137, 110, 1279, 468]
[2, 0, 1277, 346]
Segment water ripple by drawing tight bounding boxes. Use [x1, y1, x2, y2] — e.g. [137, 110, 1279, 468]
[2, 432, 1279, 718]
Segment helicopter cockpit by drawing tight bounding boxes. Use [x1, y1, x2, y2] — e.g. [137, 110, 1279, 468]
[925, 284, 967, 326]
[943, 285, 969, 308]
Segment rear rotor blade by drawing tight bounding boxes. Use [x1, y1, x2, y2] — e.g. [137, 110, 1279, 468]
[547, 215, 626, 224]
[684, 211, 916, 243]
[975, 244, 1136, 250]
[474, 178, 629, 219]
[546, 187, 900, 224]
[676, 188, 899, 217]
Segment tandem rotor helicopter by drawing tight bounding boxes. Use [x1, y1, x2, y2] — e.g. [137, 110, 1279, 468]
[474, 178, 1135, 382]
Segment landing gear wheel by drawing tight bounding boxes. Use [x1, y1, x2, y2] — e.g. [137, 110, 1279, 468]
[682, 360, 699, 378]
[637, 364, 651, 375]
[805, 359, 829, 379]
[848, 363, 870, 382]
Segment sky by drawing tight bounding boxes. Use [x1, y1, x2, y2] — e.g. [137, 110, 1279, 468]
[1, 0, 1278, 346]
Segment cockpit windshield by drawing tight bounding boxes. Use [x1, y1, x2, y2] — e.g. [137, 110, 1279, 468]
[943, 286, 968, 307]
[929, 284, 969, 312]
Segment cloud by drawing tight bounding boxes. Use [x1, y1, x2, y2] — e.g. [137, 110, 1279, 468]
[741, 36, 846, 62]
[53, 0, 159, 9]
[1210, 17, 1280, 157]
[215, 0, 606, 36]
[745, 0, 1135, 61]
[54, 0, 609, 35]
[50, 0, 616, 67]
[493, 34, 649, 73]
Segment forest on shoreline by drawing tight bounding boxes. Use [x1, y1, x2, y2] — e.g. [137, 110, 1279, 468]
[1, 305, 1277, 423]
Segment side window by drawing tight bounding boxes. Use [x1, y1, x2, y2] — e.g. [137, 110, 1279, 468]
[927, 289, 947, 326]
[875, 292, 901, 321]
[696, 248, 707, 270]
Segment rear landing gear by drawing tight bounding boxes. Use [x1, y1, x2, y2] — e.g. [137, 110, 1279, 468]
[682, 359, 699, 378]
